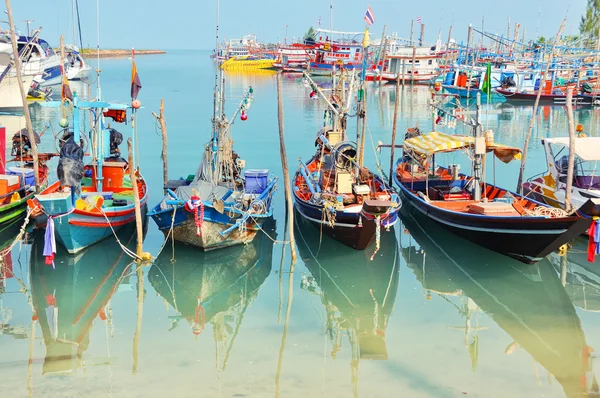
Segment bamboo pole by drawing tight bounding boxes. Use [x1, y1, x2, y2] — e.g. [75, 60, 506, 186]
[275, 259, 294, 398]
[5, 0, 40, 191]
[389, 77, 401, 186]
[127, 139, 144, 257]
[276, 73, 296, 262]
[401, 59, 405, 87]
[565, 86, 576, 213]
[419, 23, 425, 47]
[445, 26, 453, 64]
[373, 25, 387, 83]
[516, 19, 565, 194]
[409, 20, 414, 46]
[152, 99, 168, 192]
[359, 83, 368, 165]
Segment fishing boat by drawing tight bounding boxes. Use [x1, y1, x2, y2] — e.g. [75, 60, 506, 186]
[30, 57, 148, 254]
[393, 127, 600, 264]
[296, 212, 399, 364]
[523, 135, 600, 211]
[220, 55, 276, 71]
[148, 18, 277, 251]
[293, 69, 400, 251]
[0, 73, 36, 111]
[29, 222, 140, 375]
[148, 219, 275, 338]
[307, 29, 366, 76]
[401, 208, 598, 397]
[65, 45, 91, 82]
[274, 43, 315, 73]
[367, 46, 441, 84]
[495, 87, 584, 104]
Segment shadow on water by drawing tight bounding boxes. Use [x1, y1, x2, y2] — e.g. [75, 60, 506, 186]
[29, 219, 146, 376]
[295, 212, 400, 397]
[400, 206, 600, 398]
[147, 219, 276, 368]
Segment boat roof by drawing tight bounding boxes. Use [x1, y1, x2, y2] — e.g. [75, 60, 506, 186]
[545, 137, 600, 161]
[404, 131, 522, 163]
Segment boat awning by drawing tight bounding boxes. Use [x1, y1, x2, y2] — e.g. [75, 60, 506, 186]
[403, 132, 522, 163]
[545, 137, 600, 161]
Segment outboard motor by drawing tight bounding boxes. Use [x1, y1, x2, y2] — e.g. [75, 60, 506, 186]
[57, 135, 84, 194]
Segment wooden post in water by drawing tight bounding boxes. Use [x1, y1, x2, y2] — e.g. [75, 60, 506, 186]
[127, 138, 144, 257]
[152, 99, 169, 192]
[565, 86, 576, 213]
[419, 23, 425, 47]
[389, 77, 401, 186]
[132, 264, 144, 374]
[410, 45, 416, 85]
[276, 73, 296, 262]
[516, 19, 565, 194]
[5, 0, 40, 191]
[401, 59, 406, 87]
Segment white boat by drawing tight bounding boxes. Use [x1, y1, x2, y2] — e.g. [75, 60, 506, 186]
[0, 74, 34, 111]
[369, 46, 441, 84]
[65, 45, 92, 82]
[523, 136, 600, 210]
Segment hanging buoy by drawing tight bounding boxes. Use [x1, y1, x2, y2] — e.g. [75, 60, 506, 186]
[141, 252, 152, 262]
[132, 99, 141, 109]
[309, 91, 316, 98]
[240, 110, 248, 121]
[434, 82, 441, 92]
[59, 118, 69, 128]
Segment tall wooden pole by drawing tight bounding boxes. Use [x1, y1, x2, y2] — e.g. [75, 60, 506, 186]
[5, 0, 40, 191]
[389, 77, 401, 186]
[152, 99, 168, 192]
[373, 25, 387, 82]
[410, 45, 417, 84]
[516, 19, 565, 194]
[565, 86, 576, 213]
[127, 139, 144, 257]
[276, 73, 296, 262]
[132, 264, 144, 374]
[419, 23, 425, 47]
[409, 20, 414, 46]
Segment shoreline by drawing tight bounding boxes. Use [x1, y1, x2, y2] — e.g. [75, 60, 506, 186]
[80, 49, 166, 58]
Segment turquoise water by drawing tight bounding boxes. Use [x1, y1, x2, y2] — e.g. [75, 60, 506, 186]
[0, 50, 600, 397]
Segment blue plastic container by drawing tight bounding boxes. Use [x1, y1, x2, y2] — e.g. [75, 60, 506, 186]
[7, 166, 35, 187]
[244, 169, 269, 194]
[444, 72, 456, 86]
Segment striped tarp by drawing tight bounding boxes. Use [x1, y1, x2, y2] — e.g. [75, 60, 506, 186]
[403, 132, 521, 164]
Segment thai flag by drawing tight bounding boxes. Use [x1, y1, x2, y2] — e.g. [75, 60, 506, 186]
[364, 6, 375, 26]
[416, 16, 422, 24]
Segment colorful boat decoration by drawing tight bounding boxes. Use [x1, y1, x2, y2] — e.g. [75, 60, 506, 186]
[30, 58, 148, 254]
[401, 208, 598, 397]
[393, 130, 600, 264]
[149, 60, 277, 251]
[293, 70, 400, 252]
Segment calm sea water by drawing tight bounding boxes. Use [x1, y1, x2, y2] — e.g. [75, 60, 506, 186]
[1, 50, 600, 398]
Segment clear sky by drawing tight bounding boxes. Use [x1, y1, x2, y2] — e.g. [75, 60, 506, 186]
[6, 0, 587, 50]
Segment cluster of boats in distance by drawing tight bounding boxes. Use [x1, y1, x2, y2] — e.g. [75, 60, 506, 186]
[1, 3, 600, 286]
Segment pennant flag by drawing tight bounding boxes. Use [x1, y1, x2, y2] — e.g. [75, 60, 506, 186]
[416, 16, 422, 24]
[364, 6, 375, 26]
[131, 50, 142, 100]
[481, 62, 492, 97]
[61, 66, 73, 102]
[362, 28, 371, 48]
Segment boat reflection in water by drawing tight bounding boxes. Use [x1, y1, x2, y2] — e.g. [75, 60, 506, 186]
[295, 213, 400, 393]
[401, 207, 599, 397]
[148, 220, 275, 356]
[29, 222, 143, 375]
[548, 238, 600, 313]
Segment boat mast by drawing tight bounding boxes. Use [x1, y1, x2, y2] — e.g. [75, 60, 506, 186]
[473, 93, 483, 201]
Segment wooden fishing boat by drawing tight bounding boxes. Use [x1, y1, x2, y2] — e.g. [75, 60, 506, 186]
[148, 219, 275, 337]
[307, 29, 366, 76]
[149, 52, 277, 251]
[29, 222, 140, 375]
[393, 130, 600, 264]
[220, 55, 276, 71]
[274, 43, 315, 73]
[495, 87, 584, 104]
[296, 211, 399, 362]
[293, 71, 400, 251]
[401, 208, 598, 397]
[523, 136, 600, 211]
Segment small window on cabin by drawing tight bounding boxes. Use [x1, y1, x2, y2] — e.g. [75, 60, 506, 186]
[356, 49, 360, 53]
[428, 60, 433, 65]
[524, 74, 533, 80]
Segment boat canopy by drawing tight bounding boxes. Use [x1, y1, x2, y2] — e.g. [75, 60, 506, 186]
[403, 131, 522, 163]
[545, 137, 600, 161]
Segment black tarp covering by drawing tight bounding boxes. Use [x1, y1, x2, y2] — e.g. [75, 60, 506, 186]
[108, 128, 123, 157]
[57, 135, 84, 194]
